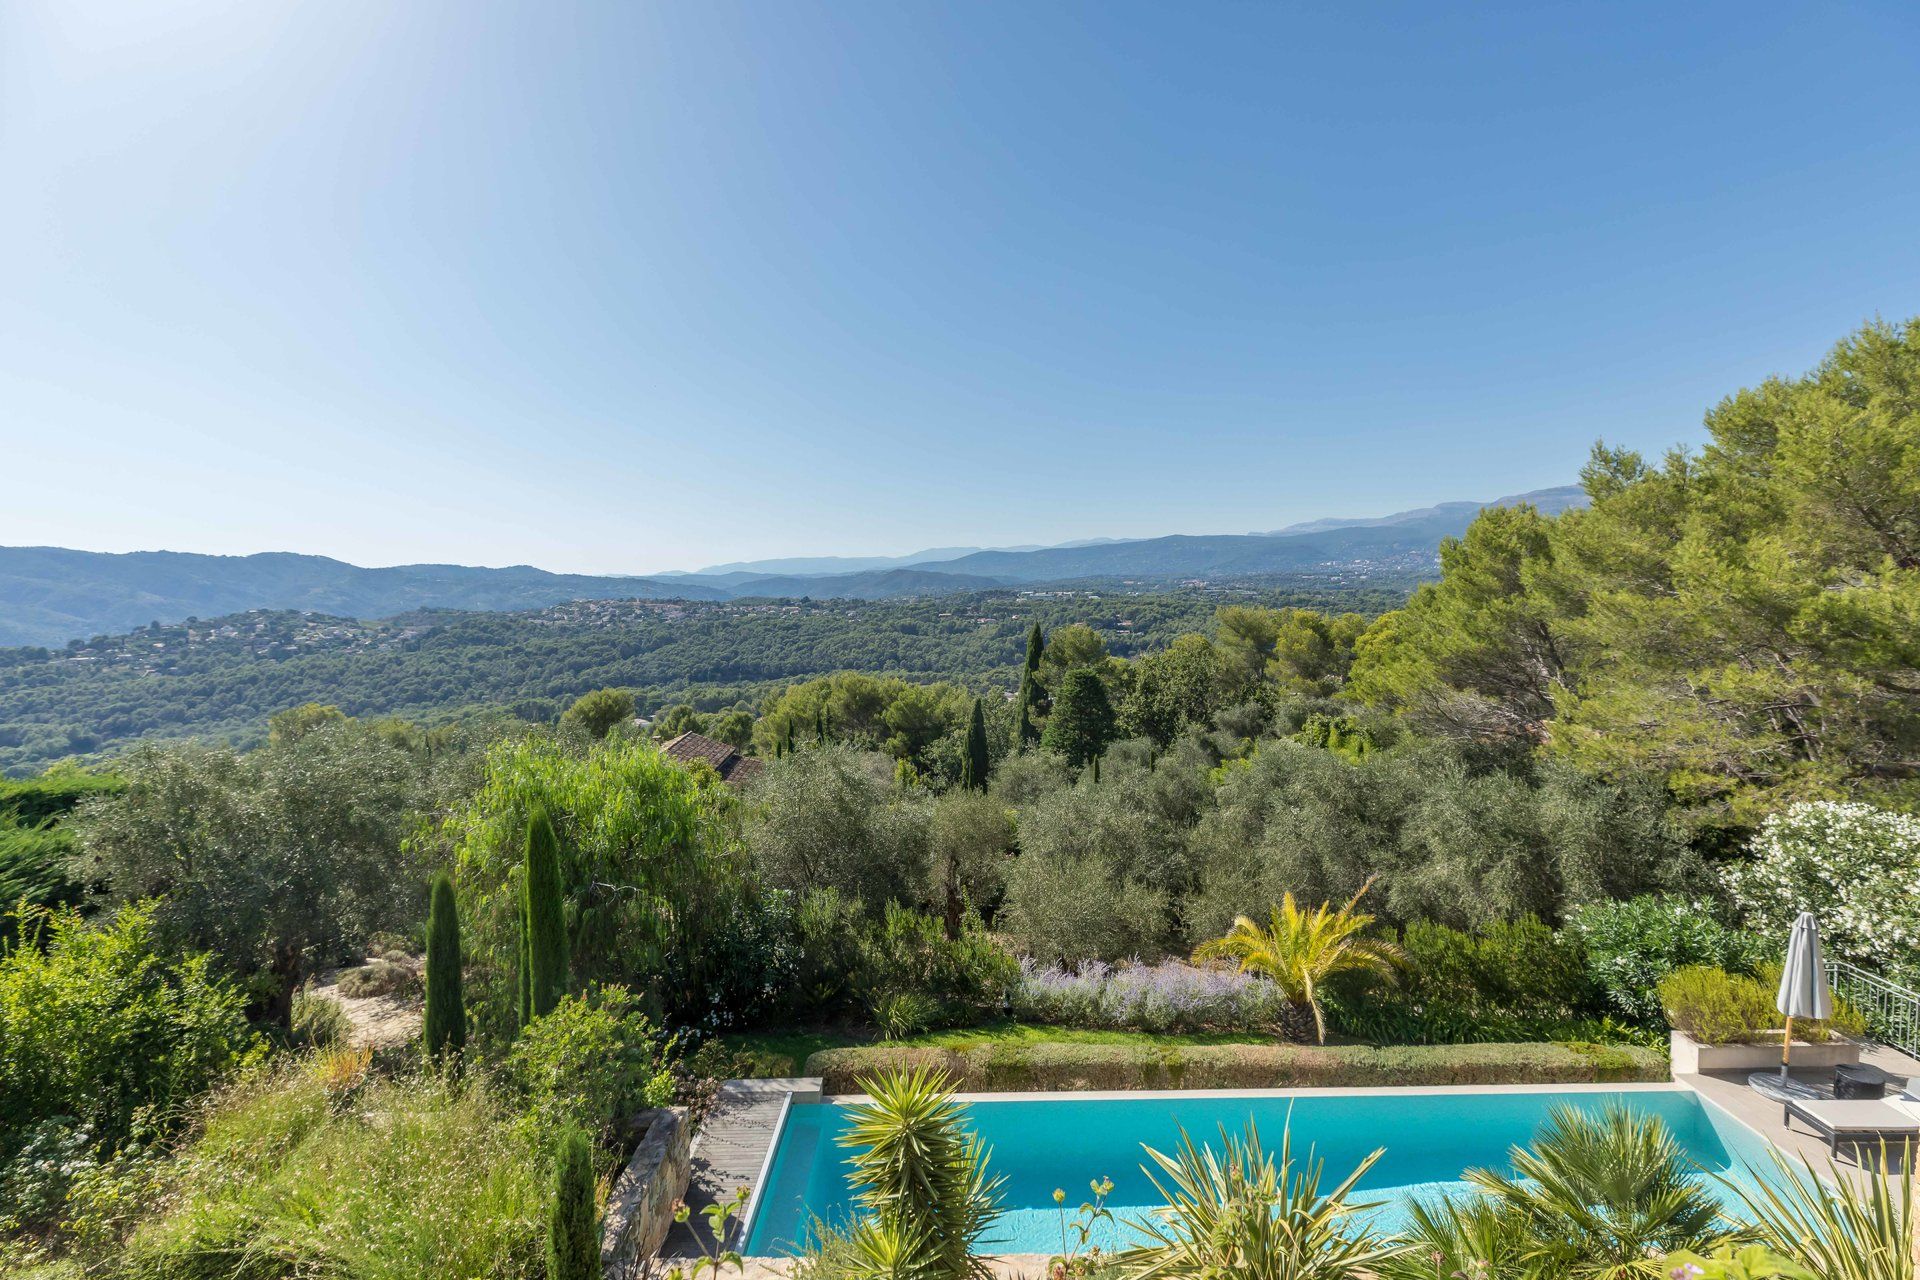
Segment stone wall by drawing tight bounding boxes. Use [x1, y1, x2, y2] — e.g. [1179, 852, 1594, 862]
[601, 1106, 692, 1279]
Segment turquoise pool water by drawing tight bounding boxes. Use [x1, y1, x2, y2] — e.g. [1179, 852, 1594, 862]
[741, 1086, 1774, 1256]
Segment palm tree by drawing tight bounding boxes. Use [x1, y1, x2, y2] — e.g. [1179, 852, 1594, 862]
[1119, 1121, 1404, 1280]
[1191, 878, 1402, 1044]
[1464, 1102, 1729, 1279]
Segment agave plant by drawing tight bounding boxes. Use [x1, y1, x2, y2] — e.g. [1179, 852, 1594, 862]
[1464, 1102, 1731, 1279]
[1118, 1121, 1405, 1280]
[838, 1066, 1005, 1280]
[1191, 877, 1403, 1043]
[1720, 1143, 1914, 1280]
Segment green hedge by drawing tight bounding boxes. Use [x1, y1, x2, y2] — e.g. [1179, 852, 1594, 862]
[803, 1040, 1666, 1094]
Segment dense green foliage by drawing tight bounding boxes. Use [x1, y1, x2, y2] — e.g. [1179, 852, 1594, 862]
[505, 986, 675, 1145]
[0, 903, 255, 1231]
[1354, 318, 1920, 830]
[443, 736, 747, 1033]
[73, 721, 433, 1020]
[0, 587, 1385, 775]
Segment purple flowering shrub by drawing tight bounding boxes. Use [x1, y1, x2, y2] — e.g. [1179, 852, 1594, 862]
[1009, 958, 1292, 1033]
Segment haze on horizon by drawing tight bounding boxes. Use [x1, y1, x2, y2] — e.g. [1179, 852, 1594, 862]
[3, 2, 1917, 575]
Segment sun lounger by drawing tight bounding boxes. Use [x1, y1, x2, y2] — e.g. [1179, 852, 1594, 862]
[1783, 1097, 1920, 1161]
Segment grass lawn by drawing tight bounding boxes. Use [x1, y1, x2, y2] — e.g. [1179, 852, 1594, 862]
[721, 1019, 1279, 1077]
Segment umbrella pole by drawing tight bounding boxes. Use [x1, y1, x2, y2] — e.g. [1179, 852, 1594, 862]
[1781, 1014, 1793, 1079]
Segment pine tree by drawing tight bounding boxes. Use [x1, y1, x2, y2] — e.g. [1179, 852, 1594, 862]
[1017, 674, 1040, 749]
[423, 871, 465, 1060]
[547, 1126, 602, 1280]
[522, 805, 567, 1027]
[961, 697, 990, 792]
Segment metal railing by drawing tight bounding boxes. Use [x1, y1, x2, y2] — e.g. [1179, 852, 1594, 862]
[1830, 959, 1920, 1059]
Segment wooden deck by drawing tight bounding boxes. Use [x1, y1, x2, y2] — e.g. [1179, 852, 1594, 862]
[662, 1077, 819, 1259]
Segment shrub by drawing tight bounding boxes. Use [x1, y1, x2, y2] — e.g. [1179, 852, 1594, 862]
[1723, 801, 1920, 979]
[857, 904, 1018, 1031]
[505, 985, 675, 1145]
[1566, 894, 1765, 1024]
[1327, 916, 1604, 1044]
[1010, 959, 1295, 1034]
[804, 1042, 1667, 1094]
[1659, 965, 1866, 1045]
[290, 989, 350, 1049]
[114, 1055, 547, 1278]
[1659, 966, 1779, 1045]
[0, 903, 254, 1182]
[336, 958, 420, 999]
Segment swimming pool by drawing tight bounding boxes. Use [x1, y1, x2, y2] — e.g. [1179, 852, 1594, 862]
[741, 1084, 1775, 1256]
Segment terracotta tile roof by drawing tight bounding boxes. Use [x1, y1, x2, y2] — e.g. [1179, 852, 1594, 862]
[659, 731, 763, 785]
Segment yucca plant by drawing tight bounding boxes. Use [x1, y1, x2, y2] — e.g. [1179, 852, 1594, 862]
[1118, 1122, 1404, 1280]
[1464, 1103, 1731, 1279]
[838, 1066, 1004, 1280]
[1191, 877, 1403, 1043]
[1720, 1143, 1914, 1280]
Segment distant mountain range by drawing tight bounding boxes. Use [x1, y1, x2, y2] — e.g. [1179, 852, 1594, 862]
[0, 486, 1584, 648]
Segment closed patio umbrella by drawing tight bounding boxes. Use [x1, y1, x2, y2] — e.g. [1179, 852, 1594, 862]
[1776, 911, 1834, 1079]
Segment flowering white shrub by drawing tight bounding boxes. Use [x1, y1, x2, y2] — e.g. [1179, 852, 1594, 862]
[1721, 801, 1920, 975]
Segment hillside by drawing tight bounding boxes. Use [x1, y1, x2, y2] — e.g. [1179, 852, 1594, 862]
[0, 486, 1583, 647]
[0, 584, 1403, 775]
[0, 548, 727, 649]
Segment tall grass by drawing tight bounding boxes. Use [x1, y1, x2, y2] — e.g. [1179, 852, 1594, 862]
[112, 1052, 546, 1280]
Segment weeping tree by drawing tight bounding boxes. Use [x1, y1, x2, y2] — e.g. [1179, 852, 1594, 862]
[444, 737, 745, 1038]
[423, 870, 465, 1059]
[521, 805, 568, 1027]
[961, 698, 990, 792]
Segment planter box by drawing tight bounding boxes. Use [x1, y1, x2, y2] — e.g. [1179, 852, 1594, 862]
[1669, 1029, 1862, 1077]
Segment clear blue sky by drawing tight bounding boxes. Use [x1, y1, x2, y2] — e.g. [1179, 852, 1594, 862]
[3, 2, 1917, 575]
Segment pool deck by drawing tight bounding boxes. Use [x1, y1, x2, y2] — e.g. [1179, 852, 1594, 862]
[1682, 1040, 1920, 1172]
[663, 1077, 818, 1260]
[664, 1048, 1920, 1276]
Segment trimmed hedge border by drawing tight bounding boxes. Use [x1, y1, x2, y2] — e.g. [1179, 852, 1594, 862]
[804, 1041, 1666, 1095]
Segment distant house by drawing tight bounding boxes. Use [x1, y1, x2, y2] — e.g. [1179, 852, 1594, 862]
[659, 731, 764, 786]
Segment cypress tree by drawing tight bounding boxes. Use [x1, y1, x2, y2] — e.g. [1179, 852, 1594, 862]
[1016, 673, 1041, 749]
[547, 1126, 602, 1280]
[961, 697, 990, 791]
[423, 871, 465, 1060]
[522, 805, 567, 1027]
[1090, 754, 1101, 784]
[1025, 621, 1044, 676]
[815, 706, 827, 744]
[785, 720, 796, 755]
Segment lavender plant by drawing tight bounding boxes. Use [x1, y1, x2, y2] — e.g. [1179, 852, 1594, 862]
[1010, 959, 1294, 1034]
